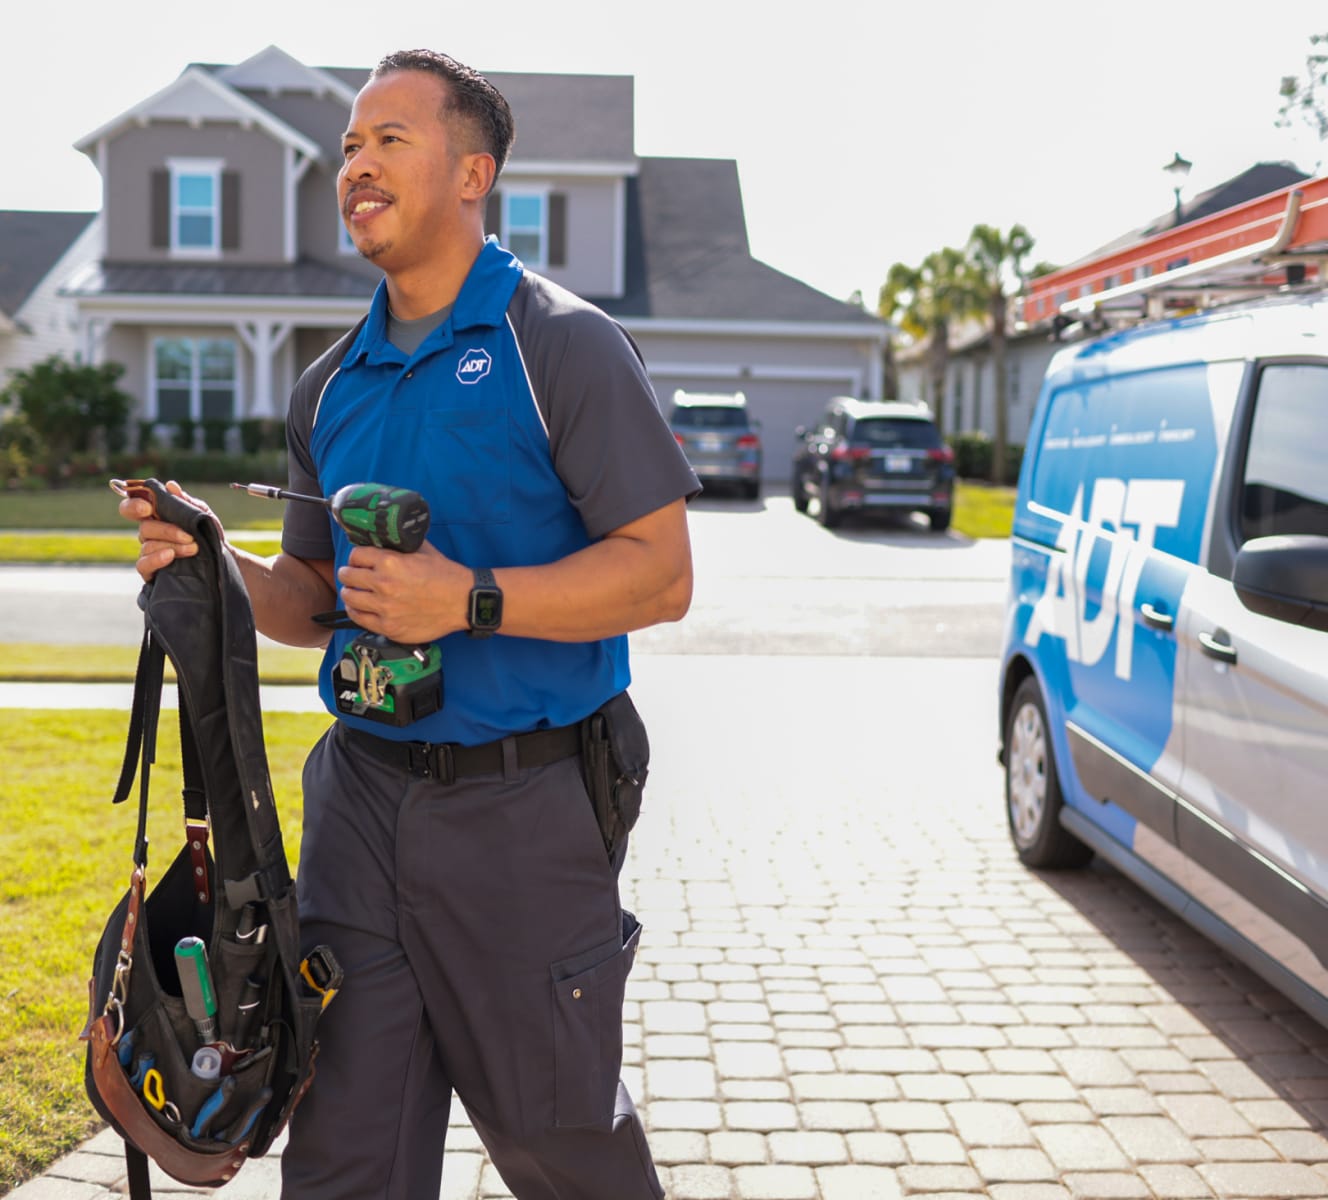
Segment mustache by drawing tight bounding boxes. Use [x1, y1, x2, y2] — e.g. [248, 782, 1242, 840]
[343, 186, 395, 216]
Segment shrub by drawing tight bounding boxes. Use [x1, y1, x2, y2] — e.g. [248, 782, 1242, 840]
[239, 418, 284, 455]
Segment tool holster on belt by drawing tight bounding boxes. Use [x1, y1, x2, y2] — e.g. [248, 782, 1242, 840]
[579, 691, 650, 862]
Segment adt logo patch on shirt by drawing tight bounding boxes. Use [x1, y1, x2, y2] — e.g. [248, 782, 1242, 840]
[457, 348, 492, 385]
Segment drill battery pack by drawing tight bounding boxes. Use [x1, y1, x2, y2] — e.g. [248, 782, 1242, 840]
[334, 634, 443, 726]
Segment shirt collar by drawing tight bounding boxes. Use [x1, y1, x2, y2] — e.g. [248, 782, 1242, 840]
[341, 238, 523, 369]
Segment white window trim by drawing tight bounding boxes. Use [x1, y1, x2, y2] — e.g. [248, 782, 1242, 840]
[148, 333, 241, 423]
[503, 186, 551, 270]
[167, 157, 224, 259]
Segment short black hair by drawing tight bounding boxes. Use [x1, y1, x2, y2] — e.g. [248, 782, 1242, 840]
[370, 49, 515, 179]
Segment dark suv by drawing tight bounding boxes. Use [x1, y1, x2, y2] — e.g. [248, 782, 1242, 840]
[792, 398, 954, 530]
[668, 391, 763, 499]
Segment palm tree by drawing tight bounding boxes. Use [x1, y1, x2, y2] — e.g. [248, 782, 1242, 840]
[877, 247, 981, 436]
[967, 223, 1034, 485]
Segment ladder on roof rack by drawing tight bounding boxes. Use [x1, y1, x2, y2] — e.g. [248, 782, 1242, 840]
[1018, 173, 1328, 331]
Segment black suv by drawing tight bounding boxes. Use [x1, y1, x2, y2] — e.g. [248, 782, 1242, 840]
[792, 398, 954, 530]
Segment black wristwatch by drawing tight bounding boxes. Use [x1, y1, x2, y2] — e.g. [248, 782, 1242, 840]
[467, 567, 503, 638]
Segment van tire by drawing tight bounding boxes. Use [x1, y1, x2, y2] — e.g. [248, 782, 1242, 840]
[1005, 677, 1093, 869]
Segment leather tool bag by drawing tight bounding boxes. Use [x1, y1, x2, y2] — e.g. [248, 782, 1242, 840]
[82, 479, 335, 1197]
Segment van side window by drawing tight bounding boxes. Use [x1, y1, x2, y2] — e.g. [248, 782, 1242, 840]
[1240, 364, 1328, 542]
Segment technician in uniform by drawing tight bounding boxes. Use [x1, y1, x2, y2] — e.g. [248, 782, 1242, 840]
[122, 48, 698, 1200]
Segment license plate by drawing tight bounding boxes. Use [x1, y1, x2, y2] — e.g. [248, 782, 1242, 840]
[698, 435, 724, 451]
[885, 454, 911, 472]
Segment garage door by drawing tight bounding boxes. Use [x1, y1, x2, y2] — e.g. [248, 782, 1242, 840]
[652, 375, 856, 484]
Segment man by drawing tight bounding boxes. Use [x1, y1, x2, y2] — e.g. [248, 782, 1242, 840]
[122, 49, 697, 1200]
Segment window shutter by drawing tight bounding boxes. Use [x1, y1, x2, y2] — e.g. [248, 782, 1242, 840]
[547, 193, 567, 267]
[221, 171, 240, 250]
[150, 169, 170, 249]
[485, 190, 501, 237]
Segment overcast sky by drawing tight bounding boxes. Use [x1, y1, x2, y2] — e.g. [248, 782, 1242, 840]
[6, 0, 1325, 305]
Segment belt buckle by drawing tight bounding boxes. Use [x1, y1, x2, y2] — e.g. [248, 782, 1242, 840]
[408, 742, 455, 784]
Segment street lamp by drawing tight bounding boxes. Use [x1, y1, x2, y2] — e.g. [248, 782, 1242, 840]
[1164, 152, 1192, 226]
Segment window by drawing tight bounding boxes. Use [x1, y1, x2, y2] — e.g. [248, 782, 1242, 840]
[169, 160, 223, 254]
[338, 220, 357, 256]
[1240, 363, 1328, 541]
[153, 337, 237, 422]
[503, 191, 547, 267]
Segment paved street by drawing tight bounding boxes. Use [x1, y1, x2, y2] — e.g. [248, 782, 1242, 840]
[12, 500, 1328, 1199]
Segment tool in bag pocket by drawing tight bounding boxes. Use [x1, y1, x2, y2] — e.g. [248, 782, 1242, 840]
[578, 691, 650, 861]
[84, 479, 339, 1197]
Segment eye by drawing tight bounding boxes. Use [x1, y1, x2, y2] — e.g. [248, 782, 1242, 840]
[342, 142, 360, 159]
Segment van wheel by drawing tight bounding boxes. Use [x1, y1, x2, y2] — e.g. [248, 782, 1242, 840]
[1005, 677, 1093, 869]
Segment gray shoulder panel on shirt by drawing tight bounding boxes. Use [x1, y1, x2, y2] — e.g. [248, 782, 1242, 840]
[506, 272, 699, 539]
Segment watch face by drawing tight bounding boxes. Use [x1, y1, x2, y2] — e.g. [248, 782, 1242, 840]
[473, 589, 502, 629]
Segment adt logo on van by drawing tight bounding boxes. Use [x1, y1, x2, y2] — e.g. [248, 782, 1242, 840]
[456, 348, 492, 384]
[1024, 476, 1184, 681]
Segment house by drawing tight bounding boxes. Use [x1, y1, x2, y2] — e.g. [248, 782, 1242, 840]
[57, 45, 885, 480]
[0, 210, 101, 377]
[894, 162, 1311, 449]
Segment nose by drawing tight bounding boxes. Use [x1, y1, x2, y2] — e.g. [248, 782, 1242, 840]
[341, 146, 380, 182]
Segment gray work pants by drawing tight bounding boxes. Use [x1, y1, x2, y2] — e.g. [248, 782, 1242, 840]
[281, 723, 662, 1200]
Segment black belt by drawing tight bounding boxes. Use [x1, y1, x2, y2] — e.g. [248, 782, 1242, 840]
[340, 721, 582, 784]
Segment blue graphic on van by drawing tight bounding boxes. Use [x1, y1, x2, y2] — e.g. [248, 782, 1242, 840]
[1009, 359, 1219, 784]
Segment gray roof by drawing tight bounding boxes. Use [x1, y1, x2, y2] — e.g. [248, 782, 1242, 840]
[1071, 162, 1310, 266]
[594, 158, 880, 325]
[64, 257, 376, 300]
[0, 210, 96, 318]
[226, 65, 637, 165]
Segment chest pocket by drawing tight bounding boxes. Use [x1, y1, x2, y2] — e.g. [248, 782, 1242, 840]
[423, 407, 512, 526]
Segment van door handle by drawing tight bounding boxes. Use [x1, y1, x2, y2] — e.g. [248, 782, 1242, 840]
[1198, 628, 1238, 665]
[1140, 602, 1174, 631]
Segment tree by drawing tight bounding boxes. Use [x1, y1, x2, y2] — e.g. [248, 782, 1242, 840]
[0, 356, 131, 483]
[966, 222, 1034, 485]
[877, 247, 982, 435]
[1277, 32, 1328, 171]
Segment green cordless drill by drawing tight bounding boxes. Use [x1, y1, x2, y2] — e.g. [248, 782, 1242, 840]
[232, 482, 443, 726]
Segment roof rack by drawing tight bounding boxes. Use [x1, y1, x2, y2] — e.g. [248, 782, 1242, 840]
[1018, 173, 1328, 333]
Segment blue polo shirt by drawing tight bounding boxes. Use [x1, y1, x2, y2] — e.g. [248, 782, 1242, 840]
[283, 239, 698, 745]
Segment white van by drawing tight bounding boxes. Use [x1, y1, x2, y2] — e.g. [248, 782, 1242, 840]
[999, 287, 1328, 1022]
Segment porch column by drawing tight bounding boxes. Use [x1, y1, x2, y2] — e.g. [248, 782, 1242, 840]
[236, 320, 293, 418]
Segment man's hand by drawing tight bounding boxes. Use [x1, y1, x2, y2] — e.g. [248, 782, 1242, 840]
[118, 480, 220, 583]
[337, 541, 470, 643]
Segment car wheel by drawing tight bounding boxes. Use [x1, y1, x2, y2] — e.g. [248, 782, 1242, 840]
[928, 507, 952, 532]
[745, 479, 761, 501]
[792, 475, 809, 512]
[818, 493, 841, 529]
[1005, 676, 1093, 869]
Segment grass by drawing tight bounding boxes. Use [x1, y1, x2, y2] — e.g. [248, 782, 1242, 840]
[0, 480, 1016, 565]
[952, 480, 1017, 540]
[0, 643, 322, 685]
[0, 709, 332, 1193]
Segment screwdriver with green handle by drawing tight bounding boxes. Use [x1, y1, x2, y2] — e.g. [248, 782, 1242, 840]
[230, 481, 430, 552]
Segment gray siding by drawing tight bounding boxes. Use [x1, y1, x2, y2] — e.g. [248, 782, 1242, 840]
[103, 122, 286, 263]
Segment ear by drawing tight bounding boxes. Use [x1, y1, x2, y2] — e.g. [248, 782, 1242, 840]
[459, 152, 496, 202]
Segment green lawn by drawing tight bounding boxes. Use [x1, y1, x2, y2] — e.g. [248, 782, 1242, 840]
[0, 480, 1015, 565]
[0, 709, 331, 1193]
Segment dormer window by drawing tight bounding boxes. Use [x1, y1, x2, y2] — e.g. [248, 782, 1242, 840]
[151, 161, 239, 256]
[169, 159, 223, 255]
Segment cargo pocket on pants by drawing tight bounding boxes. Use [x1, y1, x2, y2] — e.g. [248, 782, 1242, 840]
[549, 911, 642, 1130]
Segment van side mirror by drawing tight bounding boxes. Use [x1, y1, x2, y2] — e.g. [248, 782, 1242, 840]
[1233, 534, 1328, 633]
